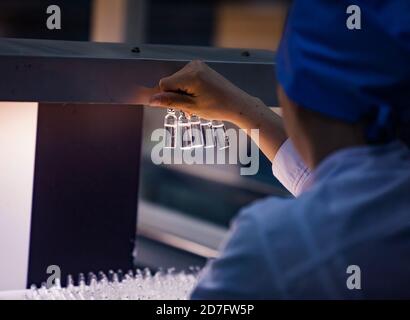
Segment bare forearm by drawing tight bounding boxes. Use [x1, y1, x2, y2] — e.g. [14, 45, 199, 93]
[228, 96, 288, 162]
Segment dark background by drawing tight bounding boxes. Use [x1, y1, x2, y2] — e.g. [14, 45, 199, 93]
[0, 0, 290, 286]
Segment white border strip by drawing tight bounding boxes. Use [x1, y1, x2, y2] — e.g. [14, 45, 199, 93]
[0, 102, 38, 291]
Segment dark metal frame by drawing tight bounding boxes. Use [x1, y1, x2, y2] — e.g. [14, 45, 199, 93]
[0, 37, 278, 286]
[0, 37, 278, 106]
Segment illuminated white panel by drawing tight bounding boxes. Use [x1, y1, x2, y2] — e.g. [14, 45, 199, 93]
[0, 102, 38, 291]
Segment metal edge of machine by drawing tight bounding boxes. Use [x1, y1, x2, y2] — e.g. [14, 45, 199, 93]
[0, 37, 278, 106]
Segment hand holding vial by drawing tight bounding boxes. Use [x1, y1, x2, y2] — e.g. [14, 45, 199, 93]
[149, 60, 256, 126]
[148, 59, 287, 172]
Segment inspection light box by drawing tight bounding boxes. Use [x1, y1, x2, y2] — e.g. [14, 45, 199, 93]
[0, 37, 277, 291]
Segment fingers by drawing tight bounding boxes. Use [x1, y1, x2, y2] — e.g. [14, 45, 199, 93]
[148, 92, 195, 112]
[133, 86, 161, 105]
[159, 60, 205, 94]
[159, 73, 193, 95]
[147, 61, 206, 111]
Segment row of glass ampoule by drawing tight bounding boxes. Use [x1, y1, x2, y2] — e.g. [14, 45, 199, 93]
[164, 108, 230, 150]
[26, 268, 200, 300]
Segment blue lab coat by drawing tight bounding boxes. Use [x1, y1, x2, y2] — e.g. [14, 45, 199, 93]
[191, 140, 410, 299]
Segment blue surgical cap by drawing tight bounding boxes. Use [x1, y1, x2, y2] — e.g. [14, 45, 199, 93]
[276, 0, 410, 141]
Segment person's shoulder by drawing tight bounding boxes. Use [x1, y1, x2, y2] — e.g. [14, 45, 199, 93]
[236, 195, 301, 231]
[241, 190, 324, 215]
[235, 191, 326, 236]
[240, 195, 294, 216]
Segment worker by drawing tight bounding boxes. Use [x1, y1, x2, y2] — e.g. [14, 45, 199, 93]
[148, 0, 410, 299]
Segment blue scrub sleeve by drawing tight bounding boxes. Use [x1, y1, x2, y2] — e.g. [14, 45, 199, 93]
[190, 210, 277, 300]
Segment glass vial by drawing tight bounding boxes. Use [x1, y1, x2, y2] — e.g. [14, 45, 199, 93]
[212, 120, 230, 150]
[164, 108, 177, 149]
[190, 114, 204, 148]
[178, 111, 192, 150]
[200, 118, 215, 148]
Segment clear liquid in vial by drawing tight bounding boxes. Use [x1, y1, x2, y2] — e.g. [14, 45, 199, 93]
[164, 124, 177, 148]
[201, 119, 215, 148]
[212, 120, 230, 150]
[190, 115, 203, 148]
[179, 112, 192, 150]
[164, 109, 177, 149]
